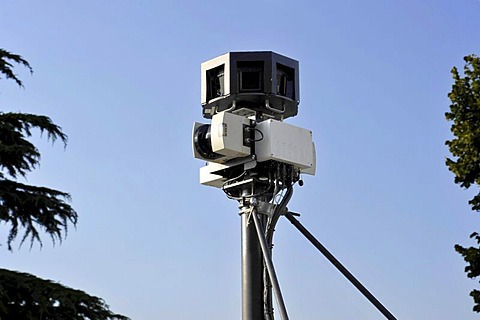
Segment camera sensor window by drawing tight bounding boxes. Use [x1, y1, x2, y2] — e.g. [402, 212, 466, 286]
[237, 61, 264, 93]
[276, 63, 295, 100]
[207, 64, 225, 102]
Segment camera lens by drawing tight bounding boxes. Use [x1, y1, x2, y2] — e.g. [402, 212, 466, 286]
[194, 124, 222, 160]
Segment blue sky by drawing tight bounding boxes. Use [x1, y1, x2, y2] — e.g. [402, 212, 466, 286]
[1, 0, 480, 319]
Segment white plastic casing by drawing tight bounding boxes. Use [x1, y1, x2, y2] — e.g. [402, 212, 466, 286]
[199, 162, 228, 187]
[255, 119, 315, 171]
[196, 114, 316, 188]
[301, 142, 316, 175]
[210, 112, 251, 158]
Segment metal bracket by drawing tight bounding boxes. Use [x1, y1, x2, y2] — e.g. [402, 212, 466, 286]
[265, 98, 285, 114]
[256, 201, 276, 218]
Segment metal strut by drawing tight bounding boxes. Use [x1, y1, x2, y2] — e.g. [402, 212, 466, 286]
[264, 187, 293, 320]
[251, 207, 289, 320]
[284, 211, 398, 320]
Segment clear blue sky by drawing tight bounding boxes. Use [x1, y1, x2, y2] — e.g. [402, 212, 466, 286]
[1, 0, 480, 319]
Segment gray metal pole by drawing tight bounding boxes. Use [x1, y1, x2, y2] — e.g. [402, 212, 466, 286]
[240, 200, 264, 320]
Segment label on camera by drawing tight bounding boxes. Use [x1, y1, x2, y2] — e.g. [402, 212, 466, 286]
[217, 123, 227, 137]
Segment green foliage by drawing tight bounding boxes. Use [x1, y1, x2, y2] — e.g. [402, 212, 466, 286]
[0, 48, 75, 250]
[446, 54, 480, 312]
[0, 48, 32, 88]
[0, 268, 129, 320]
[455, 233, 480, 312]
[0, 112, 76, 250]
[0, 112, 67, 178]
[446, 55, 480, 207]
[0, 49, 129, 319]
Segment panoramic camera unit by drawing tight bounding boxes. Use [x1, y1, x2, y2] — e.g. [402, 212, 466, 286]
[193, 51, 315, 189]
[201, 51, 299, 120]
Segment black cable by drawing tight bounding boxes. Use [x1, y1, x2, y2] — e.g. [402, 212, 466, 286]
[252, 128, 264, 142]
[284, 212, 398, 320]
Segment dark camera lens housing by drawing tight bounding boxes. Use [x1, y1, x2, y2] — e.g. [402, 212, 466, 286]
[238, 61, 264, 93]
[194, 124, 223, 160]
[206, 65, 225, 102]
[201, 52, 299, 120]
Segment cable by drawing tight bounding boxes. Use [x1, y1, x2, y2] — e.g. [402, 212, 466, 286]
[221, 171, 247, 200]
[252, 128, 264, 142]
[263, 185, 294, 320]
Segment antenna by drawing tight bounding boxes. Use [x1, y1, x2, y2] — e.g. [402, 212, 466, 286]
[192, 51, 397, 320]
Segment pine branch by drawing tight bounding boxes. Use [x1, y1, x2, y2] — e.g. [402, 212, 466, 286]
[0, 179, 77, 250]
[0, 112, 67, 178]
[0, 48, 32, 88]
[0, 112, 67, 144]
[0, 49, 131, 320]
[0, 268, 129, 320]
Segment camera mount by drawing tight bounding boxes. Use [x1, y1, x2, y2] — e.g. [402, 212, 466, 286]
[192, 51, 397, 320]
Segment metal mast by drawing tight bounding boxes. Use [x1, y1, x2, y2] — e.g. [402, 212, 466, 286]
[223, 160, 295, 320]
[239, 191, 265, 319]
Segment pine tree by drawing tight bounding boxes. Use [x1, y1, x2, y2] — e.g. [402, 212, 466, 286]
[0, 111, 76, 250]
[0, 48, 129, 319]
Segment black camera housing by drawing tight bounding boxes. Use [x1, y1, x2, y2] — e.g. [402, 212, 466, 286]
[201, 51, 299, 120]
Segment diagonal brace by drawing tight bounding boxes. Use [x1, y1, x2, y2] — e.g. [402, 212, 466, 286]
[285, 211, 397, 320]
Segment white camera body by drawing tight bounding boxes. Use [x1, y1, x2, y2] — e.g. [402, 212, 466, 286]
[193, 111, 316, 187]
[255, 119, 315, 171]
[193, 111, 251, 163]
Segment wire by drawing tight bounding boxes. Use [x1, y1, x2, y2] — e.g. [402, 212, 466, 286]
[263, 185, 293, 320]
[252, 128, 264, 142]
[273, 188, 286, 206]
[221, 171, 247, 200]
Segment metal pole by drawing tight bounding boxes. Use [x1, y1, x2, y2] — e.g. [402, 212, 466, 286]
[251, 208, 289, 320]
[240, 196, 264, 319]
[285, 212, 397, 320]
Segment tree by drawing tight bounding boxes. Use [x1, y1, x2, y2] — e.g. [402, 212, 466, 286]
[0, 48, 32, 88]
[0, 48, 129, 319]
[445, 54, 480, 312]
[0, 269, 128, 320]
[0, 111, 77, 250]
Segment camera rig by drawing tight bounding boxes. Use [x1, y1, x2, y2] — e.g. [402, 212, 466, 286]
[192, 52, 397, 320]
[193, 51, 315, 320]
[194, 52, 315, 201]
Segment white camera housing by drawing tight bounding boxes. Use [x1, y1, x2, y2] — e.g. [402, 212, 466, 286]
[193, 111, 316, 187]
[193, 112, 251, 163]
[255, 119, 315, 171]
[199, 162, 230, 188]
[211, 111, 251, 159]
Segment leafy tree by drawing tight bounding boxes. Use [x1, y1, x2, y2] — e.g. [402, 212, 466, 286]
[0, 48, 129, 319]
[445, 54, 480, 312]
